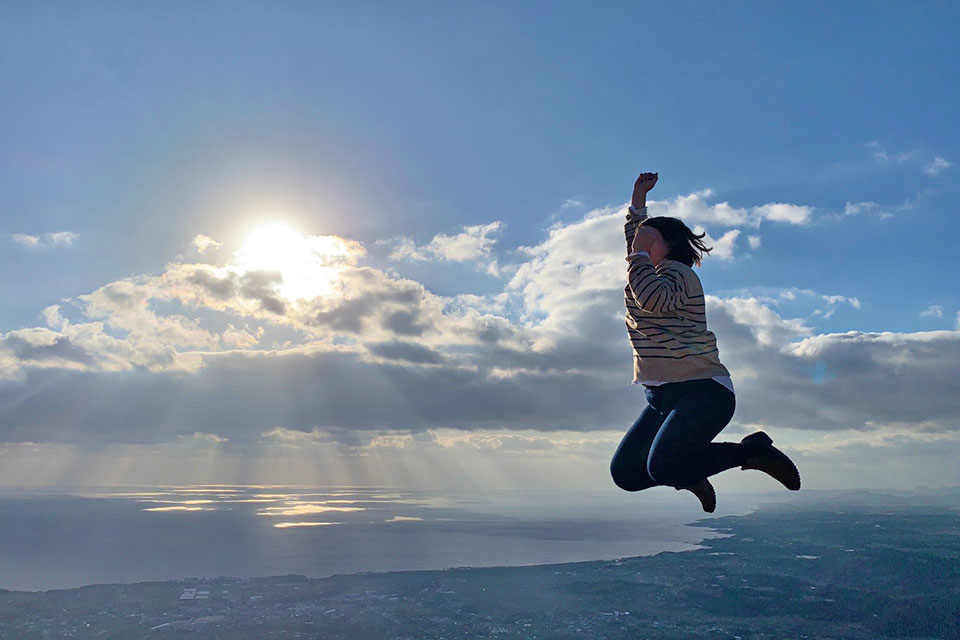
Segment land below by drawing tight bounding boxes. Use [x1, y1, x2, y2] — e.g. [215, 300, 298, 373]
[2, 488, 958, 639]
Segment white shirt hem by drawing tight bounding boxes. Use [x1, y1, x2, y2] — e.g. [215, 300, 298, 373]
[630, 376, 735, 395]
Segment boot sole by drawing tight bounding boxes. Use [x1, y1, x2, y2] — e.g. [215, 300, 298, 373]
[741, 432, 801, 491]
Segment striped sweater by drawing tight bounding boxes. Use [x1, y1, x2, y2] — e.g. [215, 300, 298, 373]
[623, 206, 731, 385]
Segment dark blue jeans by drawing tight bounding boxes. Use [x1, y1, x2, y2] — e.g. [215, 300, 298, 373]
[610, 378, 742, 491]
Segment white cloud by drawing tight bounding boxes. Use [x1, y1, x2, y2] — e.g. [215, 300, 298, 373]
[11, 231, 77, 248]
[192, 233, 223, 254]
[866, 141, 951, 178]
[12, 233, 40, 247]
[485, 258, 509, 277]
[221, 324, 264, 348]
[42, 304, 67, 330]
[661, 189, 811, 228]
[816, 294, 861, 319]
[447, 293, 509, 315]
[709, 295, 813, 348]
[711, 287, 861, 322]
[920, 305, 944, 319]
[752, 203, 810, 225]
[842, 201, 893, 219]
[923, 156, 952, 177]
[47, 231, 77, 247]
[695, 227, 740, 261]
[866, 140, 917, 164]
[747, 235, 761, 249]
[176, 431, 228, 446]
[789, 425, 960, 457]
[382, 221, 504, 263]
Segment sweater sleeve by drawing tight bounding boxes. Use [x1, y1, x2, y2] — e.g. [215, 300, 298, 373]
[626, 254, 688, 313]
[624, 205, 648, 256]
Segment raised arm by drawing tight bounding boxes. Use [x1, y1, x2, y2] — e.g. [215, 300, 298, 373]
[624, 172, 658, 255]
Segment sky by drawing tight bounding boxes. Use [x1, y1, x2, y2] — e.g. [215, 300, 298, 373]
[1, 1, 958, 494]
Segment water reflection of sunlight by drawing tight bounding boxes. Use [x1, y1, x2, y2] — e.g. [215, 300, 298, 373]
[385, 516, 424, 523]
[78, 486, 447, 524]
[171, 488, 243, 493]
[137, 499, 215, 505]
[91, 492, 169, 498]
[257, 503, 366, 517]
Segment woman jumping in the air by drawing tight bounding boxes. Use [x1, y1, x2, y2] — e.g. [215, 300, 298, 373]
[610, 172, 801, 513]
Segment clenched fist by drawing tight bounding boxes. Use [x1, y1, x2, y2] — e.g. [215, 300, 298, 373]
[632, 172, 658, 208]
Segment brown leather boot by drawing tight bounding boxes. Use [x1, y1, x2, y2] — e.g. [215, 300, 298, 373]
[677, 477, 716, 513]
[740, 431, 801, 490]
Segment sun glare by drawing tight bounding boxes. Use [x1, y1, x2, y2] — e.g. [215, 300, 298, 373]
[238, 223, 303, 272]
[234, 223, 351, 301]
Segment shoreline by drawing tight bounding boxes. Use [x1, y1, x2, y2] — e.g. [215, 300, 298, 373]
[1, 510, 741, 595]
[3, 487, 954, 593]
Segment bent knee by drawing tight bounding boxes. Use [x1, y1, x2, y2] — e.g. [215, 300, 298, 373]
[610, 462, 651, 492]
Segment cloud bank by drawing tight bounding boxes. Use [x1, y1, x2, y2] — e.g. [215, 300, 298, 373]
[1, 191, 957, 483]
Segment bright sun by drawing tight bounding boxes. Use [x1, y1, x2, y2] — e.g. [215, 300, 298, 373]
[238, 223, 303, 272]
[234, 223, 351, 301]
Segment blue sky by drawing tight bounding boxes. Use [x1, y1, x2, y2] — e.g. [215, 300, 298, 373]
[1, 1, 958, 493]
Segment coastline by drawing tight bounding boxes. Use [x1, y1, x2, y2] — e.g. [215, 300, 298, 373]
[0, 485, 759, 593]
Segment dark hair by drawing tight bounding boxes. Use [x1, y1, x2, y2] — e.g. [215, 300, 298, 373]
[639, 216, 712, 267]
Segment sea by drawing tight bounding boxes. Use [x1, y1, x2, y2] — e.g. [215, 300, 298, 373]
[0, 485, 765, 592]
